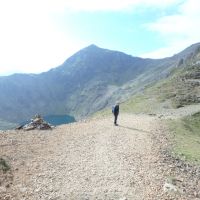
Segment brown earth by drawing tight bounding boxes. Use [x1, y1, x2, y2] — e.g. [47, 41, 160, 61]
[0, 113, 199, 199]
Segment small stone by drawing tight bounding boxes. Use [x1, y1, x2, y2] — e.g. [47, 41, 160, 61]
[35, 188, 41, 192]
[20, 187, 27, 193]
[163, 182, 178, 193]
[119, 198, 127, 200]
[0, 186, 7, 193]
[194, 191, 199, 197]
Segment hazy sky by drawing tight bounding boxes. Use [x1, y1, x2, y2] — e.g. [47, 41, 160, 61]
[0, 0, 200, 75]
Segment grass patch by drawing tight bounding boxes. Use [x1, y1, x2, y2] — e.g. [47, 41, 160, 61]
[93, 94, 160, 118]
[92, 92, 162, 118]
[0, 158, 10, 172]
[168, 112, 200, 163]
[120, 94, 159, 114]
[92, 107, 111, 118]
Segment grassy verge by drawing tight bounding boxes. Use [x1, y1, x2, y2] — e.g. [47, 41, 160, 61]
[120, 94, 159, 114]
[0, 158, 10, 172]
[92, 107, 111, 118]
[168, 112, 200, 163]
[92, 94, 159, 118]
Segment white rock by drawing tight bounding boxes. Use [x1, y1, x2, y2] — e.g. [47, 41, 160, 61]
[19, 187, 27, 193]
[0, 186, 7, 193]
[163, 182, 177, 193]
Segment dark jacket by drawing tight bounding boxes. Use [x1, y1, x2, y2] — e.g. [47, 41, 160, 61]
[114, 105, 119, 116]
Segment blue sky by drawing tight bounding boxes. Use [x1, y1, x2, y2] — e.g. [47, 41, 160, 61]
[0, 0, 200, 75]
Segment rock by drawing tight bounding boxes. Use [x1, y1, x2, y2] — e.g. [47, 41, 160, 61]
[19, 187, 27, 193]
[194, 191, 199, 197]
[0, 186, 7, 193]
[15, 124, 24, 130]
[24, 125, 35, 131]
[19, 115, 53, 131]
[35, 188, 41, 192]
[163, 182, 178, 193]
[32, 118, 44, 124]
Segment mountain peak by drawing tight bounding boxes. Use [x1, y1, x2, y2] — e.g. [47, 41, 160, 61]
[77, 44, 103, 54]
[87, 44, 99, 48]
[84, 44, 100, 50]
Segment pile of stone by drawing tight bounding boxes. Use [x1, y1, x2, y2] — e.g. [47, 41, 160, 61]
[16, 115, 53, 131]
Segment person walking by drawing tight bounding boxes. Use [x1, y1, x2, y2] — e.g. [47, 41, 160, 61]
[113, 102, 119, 126]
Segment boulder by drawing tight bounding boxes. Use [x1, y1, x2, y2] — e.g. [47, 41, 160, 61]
[16, 115, 53, 131]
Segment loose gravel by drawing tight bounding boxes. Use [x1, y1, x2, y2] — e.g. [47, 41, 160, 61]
[0, 113, 199, 199]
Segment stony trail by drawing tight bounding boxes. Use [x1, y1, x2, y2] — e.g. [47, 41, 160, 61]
[0, 113, 197, 199]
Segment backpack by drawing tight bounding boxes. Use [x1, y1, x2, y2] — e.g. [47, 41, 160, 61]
[112, 106, 115, 114]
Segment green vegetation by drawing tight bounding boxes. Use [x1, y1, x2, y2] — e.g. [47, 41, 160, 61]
[93, 93, 160, 118]
[168, 112, 200, 163]
[120, 94, 159, 113]
[92, 107, 111, 118]
[94, 60, 200, 118]
[0, 158, 10, 172]
[141, 67, 184, 108]
[133, 61, 200, 110]
[116, 68, 184, 114]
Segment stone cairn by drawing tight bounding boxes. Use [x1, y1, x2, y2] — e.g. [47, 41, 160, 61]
[16, 114, 53, 131]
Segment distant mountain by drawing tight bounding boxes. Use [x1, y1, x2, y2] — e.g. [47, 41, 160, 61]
[0, 43, 200, 127]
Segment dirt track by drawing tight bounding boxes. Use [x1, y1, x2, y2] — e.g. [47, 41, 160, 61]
[0, 113, 198, 199]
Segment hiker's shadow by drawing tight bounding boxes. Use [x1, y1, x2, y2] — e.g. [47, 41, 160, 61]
[118, 125, 150, 134]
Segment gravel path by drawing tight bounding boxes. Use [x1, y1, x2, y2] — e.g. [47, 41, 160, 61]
[155, 104, 200, 119]
[0, 113, 197, 199]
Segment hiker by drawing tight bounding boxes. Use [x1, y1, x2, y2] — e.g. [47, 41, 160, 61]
[112, 102, 119, 126]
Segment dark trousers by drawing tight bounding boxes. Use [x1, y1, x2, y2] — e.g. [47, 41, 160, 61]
[114, 114, 118, 124]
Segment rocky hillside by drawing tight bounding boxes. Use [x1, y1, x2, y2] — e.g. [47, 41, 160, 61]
[95, 43, 200, 117]
[0, 43, 200, 127]
[148, 43, 200, 109]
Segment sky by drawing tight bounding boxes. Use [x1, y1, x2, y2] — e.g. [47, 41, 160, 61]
[0, 0, 200, 75]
